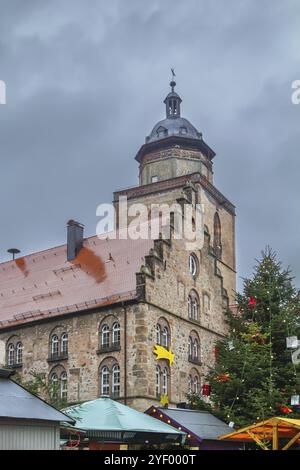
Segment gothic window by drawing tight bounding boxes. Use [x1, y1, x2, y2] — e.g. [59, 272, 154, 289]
[188, 290, 200, 321]
[60, 372, 68, 400]
[189, 253, 198, 277]
[99, 358, 121, 398]
[189, 369, 201, 395]
[50, 372, 59, 399]
[7, 343, 15, 366]
[16, 342, 23, 365]
[155, 365, 161, 398]
[6, 337, 23, 367]
[112, 322, 121, 347]
[50, 367, 67, 401]
[194, 375, 200, 394]
[213, 212, 222, 259]
[101, 324, 110, 349]
[101, 366, 110, 395]
[193, 338, 199, 360]
[155, 318, 171, 349]
[188, 337, 193, 358]
[51, 334, 59, 356]
[162, 367, 169, 395]
[188, 375, 193, 393]
[155, 362, 170, 398]
[112, 364, 120, 397]
[162, 327, 169, 349]
[99, 317, 121, 352]
[188, 331, 201, 363]
[156, 324, 161, 345]
[61, 333, 68, 354]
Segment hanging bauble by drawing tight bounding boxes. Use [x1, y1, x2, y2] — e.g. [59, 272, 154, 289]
[248, 297, 257, 307]
[202, 384, 211, 396]
[228, 341, 234, 351]
[277, 404, 292, 414]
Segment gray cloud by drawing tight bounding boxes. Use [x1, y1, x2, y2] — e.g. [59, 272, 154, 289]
[0, 0, 299, 290]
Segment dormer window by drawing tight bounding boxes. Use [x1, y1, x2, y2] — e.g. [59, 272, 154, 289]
[180, 126, 188, 134]
[156, 126, 168, 139]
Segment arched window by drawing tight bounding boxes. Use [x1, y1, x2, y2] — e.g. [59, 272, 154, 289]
[156, 324, 161, 345]
[193, 338, 199, 360]
[7, 343, 15, 366]
[61, 333, 68, 354]
[188, 375, 193, 393]
[188, 291, 200, 321]
[214, 212, 222, 258]
[16, 342, 23, 365]
[194, 375, 200, 394]
[188, 337, 193, 358]
[189, 253, 198, 277]
[112, 364, 120, 397]
[101, 366, 110, 395]
[51, 334, 59, 356]
[162, 367, 169, 395]
[112, 323, 120, 346]
[162, 326, 169, 349]
[101, 325, 110, 349]
[60, 372, 68, 400]
[156, 366, 161, 398]
[50, 372, 58, 399]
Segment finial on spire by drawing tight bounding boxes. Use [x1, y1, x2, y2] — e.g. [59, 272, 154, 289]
[170, 68, 176, 92]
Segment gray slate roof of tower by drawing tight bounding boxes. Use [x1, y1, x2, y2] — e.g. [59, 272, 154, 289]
[0, 369, 74, 423]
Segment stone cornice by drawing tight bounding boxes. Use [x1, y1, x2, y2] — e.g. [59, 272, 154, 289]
[114, 172, 235, 215]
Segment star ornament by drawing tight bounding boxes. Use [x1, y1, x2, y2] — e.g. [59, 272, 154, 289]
[160, 394, 169, 407]
[153, 344, 175, 366]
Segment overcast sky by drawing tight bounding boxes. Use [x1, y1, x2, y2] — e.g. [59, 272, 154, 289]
[0, 0, 299, 291]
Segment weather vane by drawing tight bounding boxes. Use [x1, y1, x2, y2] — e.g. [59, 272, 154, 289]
[171, 68, 176, 79]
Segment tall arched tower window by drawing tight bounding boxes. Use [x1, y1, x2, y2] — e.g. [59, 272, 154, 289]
[213, 212, 222, 259]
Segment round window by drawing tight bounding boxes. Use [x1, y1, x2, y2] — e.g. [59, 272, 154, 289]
[189, 254, 198, 277]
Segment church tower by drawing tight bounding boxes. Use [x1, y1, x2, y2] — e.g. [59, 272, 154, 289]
[114, 80, 236, 305]
[136, 80, 215, 186]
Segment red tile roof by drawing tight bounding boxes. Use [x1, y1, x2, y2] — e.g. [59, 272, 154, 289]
[0, 232, 153, 329]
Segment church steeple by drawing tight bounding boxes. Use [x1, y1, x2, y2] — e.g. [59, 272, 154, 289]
[164, 80, 182, 118]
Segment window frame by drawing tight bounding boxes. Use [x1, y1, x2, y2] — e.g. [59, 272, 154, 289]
[101, 324, 110, 348]
[112, 322, 121, 347]
[16, 341, 23, 365]
[112, 364, 120, 397]
[7, 343, 15, 366]
[101, 365, 110, 396]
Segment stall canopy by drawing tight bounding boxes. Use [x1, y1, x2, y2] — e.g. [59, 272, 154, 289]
[62, 398, 186, 445]
[219, 417, 300, 450]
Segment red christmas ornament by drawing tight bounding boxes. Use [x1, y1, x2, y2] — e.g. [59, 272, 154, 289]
[277, 404, 292, 414]
[248, 297, 257, 307]
[215, 373, 230, 383]
[202, 384, 211, 396]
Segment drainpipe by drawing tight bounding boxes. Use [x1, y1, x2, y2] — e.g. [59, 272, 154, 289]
[123, 303, 127, 405]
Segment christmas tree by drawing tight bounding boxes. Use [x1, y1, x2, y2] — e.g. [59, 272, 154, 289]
[192, 248, 300, 427]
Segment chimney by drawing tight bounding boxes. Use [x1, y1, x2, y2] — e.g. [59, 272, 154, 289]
[67, 220, 84, 261]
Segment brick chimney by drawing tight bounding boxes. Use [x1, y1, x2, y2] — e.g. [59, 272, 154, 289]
[67, 220, 84, 261]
